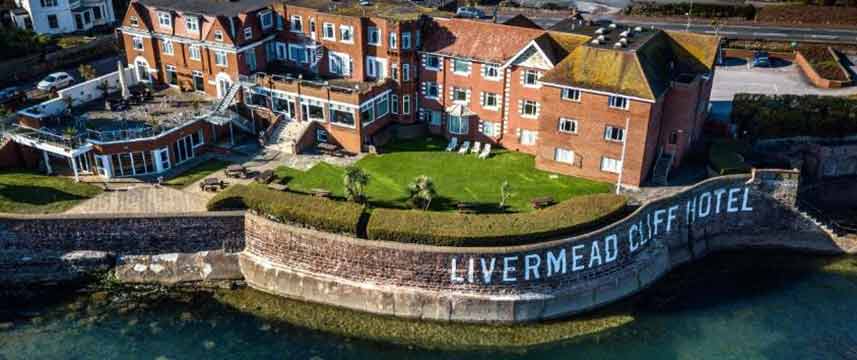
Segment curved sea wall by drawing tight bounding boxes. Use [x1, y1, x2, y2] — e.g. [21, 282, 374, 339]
[240, 169, 857, 323]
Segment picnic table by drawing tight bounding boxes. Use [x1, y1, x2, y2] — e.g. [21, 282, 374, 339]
[531, 196, 555, 209]
[310, 188, 332, 198]
[200, 177, 226, 192]
[225, 164, 248, 178]
[318, 143, 342, 156]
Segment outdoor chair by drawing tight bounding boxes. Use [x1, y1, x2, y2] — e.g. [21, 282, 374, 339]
[458, 141, 471, 154]
[445, 137, 458, 152]
[471, 141, 481, 154]
[478, 143, 492, 159]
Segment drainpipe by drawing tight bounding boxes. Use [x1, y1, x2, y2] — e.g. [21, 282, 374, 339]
[616, 116, 630, 194]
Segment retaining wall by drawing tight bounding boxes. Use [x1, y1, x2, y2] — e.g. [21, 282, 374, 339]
[240, 169, 855, 323]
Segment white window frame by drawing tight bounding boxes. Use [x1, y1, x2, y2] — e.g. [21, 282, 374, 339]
[402, 32, 411, 49]
[185, 17, 199, 33]
[555, 148, 575, 164]
[520, 130, 537, 145]
[214, 31, 224, 42]
[604, 126, 625, 142]
[244, 27, 253, 40]
[402, 95, 411, 114]
[130, 16, 139, 27]
[448, 115, 468, 135]
[161, 40, 173, 55]
[523, 69, 539, 87]
[288, 44, 307, 63]
[245, 50, 257, 71]
[481, 121, 498, 137]
[339, 25, 354, 44]
[608, 95, 629, 110]
[132, 36, 144, 51]
[425, 55, 440, 71]
[189, 45, 201, 61]
[366, 56, 386, 78]
[452, 59, 470, 75]
[483, 64, 500, 80]
[322, 23, 335, 40]
[214, 50, 228, 67]
[561, 88, 581, 102]
[259, 10, 273, 30]
[452, 87, 467, 104]
[425, 82, 439, 100]
[290, 15, 302, 32]
[559, 118, 578, 134]
[601, 157, 622, 173]
[521, 100, 538, 118]
[402, 64, 410, 81]
[328, 51, 350, 76]
[391, 95, 399, 114]
[482, 92, 499, 110]
[367, 26, 380, 46]
[388, 32, 397, 49]
[157, 11, 171, 28]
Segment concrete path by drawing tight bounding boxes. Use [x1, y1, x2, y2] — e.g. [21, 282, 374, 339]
[65, 185, 208, 214]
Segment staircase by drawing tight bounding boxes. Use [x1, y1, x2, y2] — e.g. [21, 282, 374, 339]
[213, 82, 242, 114]
[651, 151, 674, 186]
[268, 120, 310, 154]
[797, 202, 857, 253]
[230, 112, 254, 134]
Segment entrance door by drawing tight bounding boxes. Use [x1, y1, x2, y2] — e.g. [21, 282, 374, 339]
[153, 148, 170, 173]
[217, 78, 232, 98]
[136, 60, 150, 82]
[75, 14, 83, 30]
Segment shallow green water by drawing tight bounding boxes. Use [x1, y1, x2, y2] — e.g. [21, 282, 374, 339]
[2, 252, 857, 359]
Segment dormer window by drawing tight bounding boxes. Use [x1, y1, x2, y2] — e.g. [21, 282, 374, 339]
[214, 30, 224, 42]
[157, 11, 171, 28]
[129, 16, 139, 26]
[244, 27, 252, 40]
[339, 25, 353, 43]
[290, 15, 302, 32]
[185, 17, 199, 32]
[259, 10, 273, 30]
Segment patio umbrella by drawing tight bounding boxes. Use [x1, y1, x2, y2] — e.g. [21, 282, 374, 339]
[117, 60, 129, 100]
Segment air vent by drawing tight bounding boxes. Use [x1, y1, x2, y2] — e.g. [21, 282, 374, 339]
[613, 41, 624, 48]
[634, 26, 643, 32]
[620, 30, 630, 38]
[608, 23, 617, 29]
[595, 27, 606, 35]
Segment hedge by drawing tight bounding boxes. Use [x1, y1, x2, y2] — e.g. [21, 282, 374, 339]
[624, 2, 756, 19]
[207, 184, 364, 235]
[798, 46, 849, 82]
[733, 94, 857, 139]
[366, 194, 628, 247]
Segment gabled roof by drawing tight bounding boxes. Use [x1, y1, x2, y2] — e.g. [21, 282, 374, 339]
[502, 14, 542, 29]
[134, 0, 271, 17]
[422, 18, 545, 63]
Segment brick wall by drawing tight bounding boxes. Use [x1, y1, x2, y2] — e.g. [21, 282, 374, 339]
[0, 212, 245, 255]
[240, 170, 851, 322]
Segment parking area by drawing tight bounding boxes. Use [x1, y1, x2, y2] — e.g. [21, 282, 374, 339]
[709, 58, 857, 121]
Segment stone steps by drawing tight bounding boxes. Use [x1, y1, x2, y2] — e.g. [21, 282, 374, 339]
[269, 120, 310, 154]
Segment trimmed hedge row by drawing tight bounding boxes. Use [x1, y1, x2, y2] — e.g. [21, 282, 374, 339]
[207, 184, 364, 235]
[365, 194, 628, 247]
[733, 94, 857, 139]
[708, 139, 752, 175]
[624, 2, 756, 19]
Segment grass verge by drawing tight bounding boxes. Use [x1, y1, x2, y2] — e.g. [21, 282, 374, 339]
[0, 170, 102, 213]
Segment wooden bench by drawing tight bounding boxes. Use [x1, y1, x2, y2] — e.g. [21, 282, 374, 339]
[456, 202, 477, 214]
[200, 177, 226, 192]
[310, 188, 332, 198]
[531, 196, 555, 209]
[255, 169, 275, 184]
[225, 164, 247, 179]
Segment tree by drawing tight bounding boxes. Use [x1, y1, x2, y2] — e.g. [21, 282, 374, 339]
[343, 165, 369, 204]
[407, 175, 437, 210]
[499, 180, 514, 209]
[78, 64, 97, 81]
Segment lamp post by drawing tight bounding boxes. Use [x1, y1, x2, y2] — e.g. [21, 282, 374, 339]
[686, 0, 694, 32]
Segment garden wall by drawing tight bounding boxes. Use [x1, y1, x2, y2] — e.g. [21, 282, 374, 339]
[240, 169, 856, 323]
[795, 49, 853, 89]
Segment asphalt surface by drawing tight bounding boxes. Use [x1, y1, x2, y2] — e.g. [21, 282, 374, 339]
[18, 54, 121, 98]
[494, 14, 857, 44]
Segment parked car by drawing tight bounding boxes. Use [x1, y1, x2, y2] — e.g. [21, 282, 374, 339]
[36, 72, 75, 92]
[456, 7, 485, 19]
[752, 51, 771, 68]
[0, 86, 26, 106]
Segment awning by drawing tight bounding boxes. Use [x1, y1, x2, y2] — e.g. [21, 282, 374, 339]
[445, 103, 475, 117]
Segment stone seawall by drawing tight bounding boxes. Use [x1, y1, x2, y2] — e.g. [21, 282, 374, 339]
[0, 212, 246, 285]
[240, 170, 856, 323]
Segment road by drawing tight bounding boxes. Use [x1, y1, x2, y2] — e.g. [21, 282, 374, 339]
[20, 55, 121, 99]
[494, 14, 857, 44]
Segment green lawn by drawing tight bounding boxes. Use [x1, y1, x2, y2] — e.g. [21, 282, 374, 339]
[165, 160, 231, 188]
[275, 138, 612, 212]
[0, 170, 102, 214]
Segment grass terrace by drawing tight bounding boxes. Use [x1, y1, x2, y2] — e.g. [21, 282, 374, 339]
[275, 137, 613, 213]
[0, 170, 102, 214]
[164, 159, 232, 188]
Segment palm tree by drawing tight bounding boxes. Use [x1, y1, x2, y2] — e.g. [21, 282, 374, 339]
[343, 166, 369, 204]
[78, 64, 97, 81]
[407, 175, 437, 211]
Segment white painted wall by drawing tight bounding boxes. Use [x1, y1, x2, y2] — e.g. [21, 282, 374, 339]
[13, 0, 115, 34]
[18, 66, 139, 119]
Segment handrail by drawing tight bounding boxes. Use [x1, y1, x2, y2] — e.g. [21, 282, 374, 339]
[797, 198, 857, 235]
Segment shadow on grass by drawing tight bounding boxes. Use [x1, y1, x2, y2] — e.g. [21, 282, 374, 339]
[0, 184, 90, 207]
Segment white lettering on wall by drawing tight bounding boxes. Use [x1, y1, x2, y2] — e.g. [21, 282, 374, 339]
[503, 256, 517, 282]
[546, 249, 566, 277]
[480, 257, 496, 284]
[524, 254, 541, 280]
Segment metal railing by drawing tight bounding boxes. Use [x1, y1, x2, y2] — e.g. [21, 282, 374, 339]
[797, 198, 857, 236]
[5, 124, 87, 149]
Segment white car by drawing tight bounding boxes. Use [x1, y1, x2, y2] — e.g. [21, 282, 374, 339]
[37, 72, 75, 92]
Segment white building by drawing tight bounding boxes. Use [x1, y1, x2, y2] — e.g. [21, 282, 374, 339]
[10, 0, 116, 34]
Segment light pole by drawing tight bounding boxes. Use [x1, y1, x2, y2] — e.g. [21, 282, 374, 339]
[685, 0, 694, 32]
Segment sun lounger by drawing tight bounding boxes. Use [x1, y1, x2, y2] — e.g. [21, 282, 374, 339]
[458, 141, 471, 154]
[478, 143, 492, 159]
[445, 137, 458, 152]
[471, 141, 481, 154]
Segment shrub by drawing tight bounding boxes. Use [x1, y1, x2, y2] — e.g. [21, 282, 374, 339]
[708, 139, 752, 175]
[624, 2, 756, 19]
[366, 194, 628, 247]
[733, 94, 857, 139]
[207, 184, 365, 235]
[797, 46, 849, 81]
